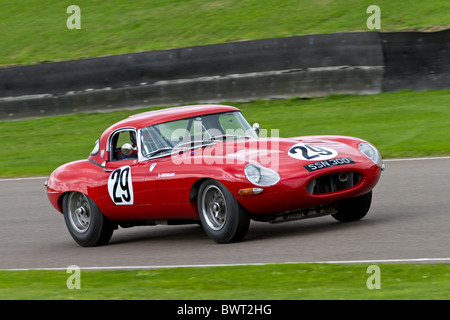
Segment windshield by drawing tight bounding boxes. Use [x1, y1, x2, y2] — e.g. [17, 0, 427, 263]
[140, 111, 257, 158]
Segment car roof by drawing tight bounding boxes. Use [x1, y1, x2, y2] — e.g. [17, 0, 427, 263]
[106, 104, 240, 133]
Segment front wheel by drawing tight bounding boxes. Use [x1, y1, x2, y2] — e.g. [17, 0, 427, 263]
[63, 192, 115, 247]
[331, 191, 372, 222]
[197, 179, 250, 243]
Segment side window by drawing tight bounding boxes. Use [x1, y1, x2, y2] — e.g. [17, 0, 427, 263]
[217, 112, 257, 139]
[110, 130, 137, 161]
[219, 113, 244, 131]
[90, 139, 100, 156]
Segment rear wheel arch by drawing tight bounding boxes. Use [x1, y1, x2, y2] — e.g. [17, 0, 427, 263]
[57, 192, 69, 213]
[62, 191, 115, 247]
[58, 188, 104, 213]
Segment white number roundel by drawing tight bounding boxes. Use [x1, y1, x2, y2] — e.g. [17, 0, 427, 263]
[288, 143, 338, 161]
[108, 166, 134, 205]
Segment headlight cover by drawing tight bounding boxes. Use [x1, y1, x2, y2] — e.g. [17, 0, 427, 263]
[244, 164, 280, 187]
[359, 143, 382, 167]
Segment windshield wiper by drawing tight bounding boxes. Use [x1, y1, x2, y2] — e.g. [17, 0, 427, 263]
[145, 147, 173, 158]
[175, 140, 215, 149]
[210, 134, 253, 141]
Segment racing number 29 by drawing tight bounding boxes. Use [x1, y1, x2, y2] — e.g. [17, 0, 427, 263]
[290, 144, 333, 160]
[108, 166, 134, 205]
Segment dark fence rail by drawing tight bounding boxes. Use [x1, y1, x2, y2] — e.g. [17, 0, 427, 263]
[0, 29, 448, 120]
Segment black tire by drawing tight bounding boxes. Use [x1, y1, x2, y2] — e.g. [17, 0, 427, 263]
[63, 192, 115, 247]
[197, 179, 250, 243]
[332, 191, 372, 222]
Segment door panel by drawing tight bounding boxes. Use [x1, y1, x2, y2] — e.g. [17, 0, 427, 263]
[102, 159, 160, 220]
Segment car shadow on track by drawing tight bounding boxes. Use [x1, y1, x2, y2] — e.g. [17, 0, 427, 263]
[108, 224, 208, 245]
[107, 214, 391, 246]
[246, 219, 371, 241]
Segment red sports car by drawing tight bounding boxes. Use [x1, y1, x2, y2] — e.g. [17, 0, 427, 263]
[46, 104, 384, 246]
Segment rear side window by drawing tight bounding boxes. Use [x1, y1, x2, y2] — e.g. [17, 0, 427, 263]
[90, 139, 100, 156]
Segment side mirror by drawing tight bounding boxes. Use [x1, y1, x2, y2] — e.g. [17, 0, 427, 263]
[252, 123, 261, 136]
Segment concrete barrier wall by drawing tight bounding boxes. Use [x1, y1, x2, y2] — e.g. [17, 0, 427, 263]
[380, 29, 450, 91]
[0, 29, 448, 120]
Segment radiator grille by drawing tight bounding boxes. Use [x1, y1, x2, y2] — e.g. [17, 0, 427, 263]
[306, 172, 361, 195]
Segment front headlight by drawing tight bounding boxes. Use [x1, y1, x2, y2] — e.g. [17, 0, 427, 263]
[359, 143, 382, 167]
[244, 164, 280, 187]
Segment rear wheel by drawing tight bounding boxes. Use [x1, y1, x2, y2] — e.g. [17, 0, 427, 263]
[63, 192, 115, 247]
[332, 191, 372, 222]
[198, 179, 250, 243]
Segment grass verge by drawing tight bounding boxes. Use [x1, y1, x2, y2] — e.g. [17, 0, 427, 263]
[0, 263, 448, 300]
[1, 0, 449, 66]
[1, 90, 449, 177]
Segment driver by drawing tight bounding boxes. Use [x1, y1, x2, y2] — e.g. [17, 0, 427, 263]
[117, 143, 138, 160]
[116, 131, 138, 160]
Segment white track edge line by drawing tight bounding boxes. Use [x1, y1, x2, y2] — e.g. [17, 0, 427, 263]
[2, 258, 450, 271]
[0, 176, 48, 182]
[383, 156, 450, 162]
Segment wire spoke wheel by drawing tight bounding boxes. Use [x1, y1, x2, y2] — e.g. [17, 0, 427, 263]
[197, 179, 250, 243]
[63, 192, 115, 247]
[67, 192, 91, 233]
[201, 185, 228, 231]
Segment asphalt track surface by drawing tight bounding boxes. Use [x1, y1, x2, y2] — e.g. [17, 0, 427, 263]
[0, 157, 449, 270]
